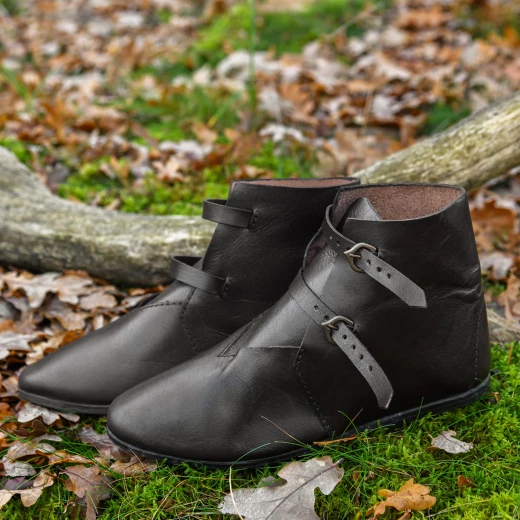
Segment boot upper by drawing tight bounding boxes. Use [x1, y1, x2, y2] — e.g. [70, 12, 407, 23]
[108, 184, 490, 464]
[18, 178, 355, 410]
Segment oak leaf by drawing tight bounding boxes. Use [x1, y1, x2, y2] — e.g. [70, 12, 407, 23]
[64, 465, 112, 520]
[109, 456, 157, 476]
[0, 471, 55, 509]
[219, 456, 344, 519]
[78, 426, 131, 460]
[430, 430, 473, 454]
[367, 479, 436, 519]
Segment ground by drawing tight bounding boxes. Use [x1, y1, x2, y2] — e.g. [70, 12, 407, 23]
[1, 0, 520, 518]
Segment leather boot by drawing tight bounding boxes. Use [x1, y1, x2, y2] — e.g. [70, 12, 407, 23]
[19, 178, 356, 413]
[107, 183, 491, 467]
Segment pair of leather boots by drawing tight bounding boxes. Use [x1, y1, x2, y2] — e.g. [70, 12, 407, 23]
[19, 179, 490, 467]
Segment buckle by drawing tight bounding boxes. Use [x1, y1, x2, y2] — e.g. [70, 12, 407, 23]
[322, 316, 354, 344]
[344, 242, 377, 273]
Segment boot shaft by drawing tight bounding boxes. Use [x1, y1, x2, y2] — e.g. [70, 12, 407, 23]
[299, 183, 490, 430]
[202, 178, 356, 304]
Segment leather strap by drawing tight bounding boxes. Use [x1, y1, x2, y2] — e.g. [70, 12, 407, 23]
[322, 206, 426, 308]
[289, 273, 394, 409]
[202, 199, 254, 228]
[170, 256, 226, 296]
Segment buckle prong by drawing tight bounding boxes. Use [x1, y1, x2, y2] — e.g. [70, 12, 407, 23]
[344, 243, 377, 273]
[322, 316, 354, 344]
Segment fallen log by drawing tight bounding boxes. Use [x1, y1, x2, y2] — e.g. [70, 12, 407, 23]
[1, 92, 520, 287]
[0, 150, 215, 286]
[355, 93, 520, 189]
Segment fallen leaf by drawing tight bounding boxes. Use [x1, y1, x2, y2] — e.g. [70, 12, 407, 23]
[457, 475, 475, 489]
[1, 460, 37, 478]
[64, 465, 112, 520]
[430, 430, 474, 454]
[78, 426, 131, 460]
[219, 456, 344, 519]
[367, 479, 436, 519]
[17, 402, 80, 426]
[79, 291, 118, 311]
[2, 272, 93, 308]
[480, 252, 514, 280]
[0, 471, 55, 509]
[109, 456, 157, 476]
[497, 273, 520, 322]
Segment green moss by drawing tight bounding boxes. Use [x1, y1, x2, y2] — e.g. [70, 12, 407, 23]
[3, 344, 519, 519]
[249, 141, 315, 178]
[0, 137, 33, 163]
[125, 87, 242, 140]
[194, 0, 387, 66]
[56, 138, 318, 215]
[0, 0, 21, 15]
[483, 277, 507, 297]
[421, 102, 472, 136]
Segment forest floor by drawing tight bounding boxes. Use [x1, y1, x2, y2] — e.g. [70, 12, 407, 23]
[1, 0, 520, 518]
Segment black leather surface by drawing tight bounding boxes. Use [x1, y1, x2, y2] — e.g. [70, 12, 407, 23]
[19, 178, 356, 410]
[108, 184, 490, 463]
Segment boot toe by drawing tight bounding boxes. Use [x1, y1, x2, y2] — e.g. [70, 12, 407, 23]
[18, 341, 112, 414]
[107, 342, 327, 465]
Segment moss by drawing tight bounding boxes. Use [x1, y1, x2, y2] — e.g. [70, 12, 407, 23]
[421, 102, 472, 136]
[0, 137, 33, 163]
[4, 344, 520, 519]
[194, 0, 387, 66]
[125, 87, 243, 140]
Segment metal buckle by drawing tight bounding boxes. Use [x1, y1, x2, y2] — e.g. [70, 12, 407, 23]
[344, 242, 377, 273]
[321, 316, 354, 344]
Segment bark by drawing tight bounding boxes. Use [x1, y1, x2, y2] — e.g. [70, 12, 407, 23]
[355, 92, 520, 190]
[0, 92, 519, 289]
[0, 148, 215, 286]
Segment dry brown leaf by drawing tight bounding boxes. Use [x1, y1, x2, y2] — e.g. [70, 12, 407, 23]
[0, 471, 55, 509]
[480, 252, 514, 280]
[430, 430, 474, 454]
[497, 273, 520, 322]
[2, 272, 93, 308]
[471, 199, 517, 252]
[109, 456, 158, 476]
[17, 402, 80, 426]
[219, 456, 344, 519]
[367, 479, 436, 519]
[78, 426, 131, 461]
[64, 465, 112, 520]
[457, 475, 475, 489]
[79, 291, 118, 311]
[47, 450, 94, 466]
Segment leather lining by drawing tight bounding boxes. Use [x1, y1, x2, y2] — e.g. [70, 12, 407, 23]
[322, 206, 427, 307]
[334, 184, 464, 222]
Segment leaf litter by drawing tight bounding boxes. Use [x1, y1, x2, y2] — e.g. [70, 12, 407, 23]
[0, 0, 519, 517]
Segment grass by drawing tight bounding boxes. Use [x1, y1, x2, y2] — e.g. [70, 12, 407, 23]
[192, 0, 387, 67]
[2, 343, 519, 519]
[420, 102, 472, 136]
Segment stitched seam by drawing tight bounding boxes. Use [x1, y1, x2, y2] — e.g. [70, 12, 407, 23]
[294, 346, 333, 436]
[473, 297, 483, 385]
[127, 301, 184, 315]
[140, 302, 184, 310]
[180, 287, 198, 353]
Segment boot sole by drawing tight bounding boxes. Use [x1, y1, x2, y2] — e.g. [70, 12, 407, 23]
[106, 374, 490, 469]
[17, 388, 109, 415]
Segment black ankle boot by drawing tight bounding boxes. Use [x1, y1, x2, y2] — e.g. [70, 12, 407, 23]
[19, 178, 356, 413]
[107, 183, 490, 466]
